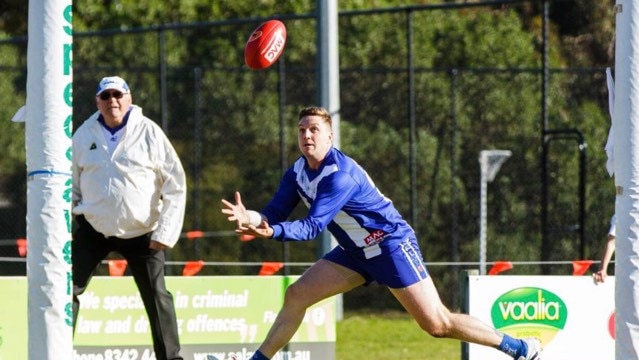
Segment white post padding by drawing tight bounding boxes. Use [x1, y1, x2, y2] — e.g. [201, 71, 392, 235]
[614, 1, 639, 359]
[26, 0, 73, 359]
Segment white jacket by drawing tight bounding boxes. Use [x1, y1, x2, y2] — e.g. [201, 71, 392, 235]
[72, 105, 186, 248]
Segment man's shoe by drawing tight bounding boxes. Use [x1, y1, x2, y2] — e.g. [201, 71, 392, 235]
[517, 337, 542, 360]
[206, 356, 219, 360]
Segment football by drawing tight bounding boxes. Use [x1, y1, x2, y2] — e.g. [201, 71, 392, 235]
[244, 19, 287, 70]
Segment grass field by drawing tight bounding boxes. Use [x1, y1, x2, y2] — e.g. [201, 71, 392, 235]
[336, 310, 461, 360]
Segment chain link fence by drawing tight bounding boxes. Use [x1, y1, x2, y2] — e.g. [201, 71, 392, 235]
[0, 2, 614, 308]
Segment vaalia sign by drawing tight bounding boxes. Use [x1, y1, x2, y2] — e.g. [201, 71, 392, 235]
[490, 287, 568, 346]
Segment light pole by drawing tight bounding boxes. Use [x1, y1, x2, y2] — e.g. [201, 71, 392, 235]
[479, 150, 512, 275]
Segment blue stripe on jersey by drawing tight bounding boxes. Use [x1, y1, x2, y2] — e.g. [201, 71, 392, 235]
[263, 147, 414, 258]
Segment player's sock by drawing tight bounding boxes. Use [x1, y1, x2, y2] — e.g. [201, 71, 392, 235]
[498, 334, 526, 358]
[248, 350, 270, 360]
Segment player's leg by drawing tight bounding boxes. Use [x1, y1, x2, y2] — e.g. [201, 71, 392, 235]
[390, 277, 504, 345]
[385, 237, 540, 359]
[255, 259, 365, 359]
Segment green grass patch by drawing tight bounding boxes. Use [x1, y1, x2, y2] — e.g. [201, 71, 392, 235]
[336, 310, 461, 359]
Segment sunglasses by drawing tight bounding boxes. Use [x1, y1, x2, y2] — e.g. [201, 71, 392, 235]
[98, 91, 126, 100]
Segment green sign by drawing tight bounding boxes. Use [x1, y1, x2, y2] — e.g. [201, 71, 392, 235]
[491, 287, 567, 345]
[0, 277, 27, 360]
[0, 276, 336, 360]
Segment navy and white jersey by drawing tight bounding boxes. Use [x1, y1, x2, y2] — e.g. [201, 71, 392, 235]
[262, 147, 415, 259]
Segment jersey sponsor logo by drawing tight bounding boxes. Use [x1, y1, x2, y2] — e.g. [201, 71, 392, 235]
[363, 230, 387, 246]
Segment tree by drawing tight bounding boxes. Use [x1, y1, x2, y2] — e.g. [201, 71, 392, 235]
[0, 1, 615, 289]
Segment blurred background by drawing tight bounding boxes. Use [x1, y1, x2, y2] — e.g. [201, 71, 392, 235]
[0, 0, 616, 310]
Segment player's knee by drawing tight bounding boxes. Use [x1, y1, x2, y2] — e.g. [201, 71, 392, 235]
[283, 283, 306, 304]
[282, 282, 314, 310]
[421, 318, 452, 338]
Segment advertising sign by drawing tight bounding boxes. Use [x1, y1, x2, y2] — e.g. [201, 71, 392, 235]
[467, 275, 614, 360]
[0, 276, 336, 360]
[0, 277, 26, 360]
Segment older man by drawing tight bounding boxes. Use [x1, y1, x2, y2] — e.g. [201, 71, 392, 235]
[72, 76, 186, 360]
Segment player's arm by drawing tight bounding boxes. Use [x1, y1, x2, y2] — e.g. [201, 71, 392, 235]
[221, 168, 299, 237]
[260, 168, 303, 223]
[271, 171, 357, 241]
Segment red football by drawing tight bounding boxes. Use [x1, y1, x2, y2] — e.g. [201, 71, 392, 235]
[244, 20, 287, 70]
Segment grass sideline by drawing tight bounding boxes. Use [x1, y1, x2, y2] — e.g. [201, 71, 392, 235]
[336, 310, 461, 359]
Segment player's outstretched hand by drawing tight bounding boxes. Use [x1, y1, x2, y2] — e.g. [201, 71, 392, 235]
[236, 220, 274, 239]
[221, 191, 249, 227]
[222, 192, 274, 238]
